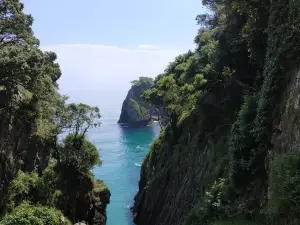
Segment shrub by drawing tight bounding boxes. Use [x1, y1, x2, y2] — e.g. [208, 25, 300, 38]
[184, 178, 228, 225]
[4, 170, 39, 212]
[94, 180, 107, 193]
[268, 152, 300, 225]
[4, 160, 61, 212]
[129, 99, 148, 118]
[0, 202, 71, 225]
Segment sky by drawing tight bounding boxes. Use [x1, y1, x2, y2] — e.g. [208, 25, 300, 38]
[22, 0, 205, 114]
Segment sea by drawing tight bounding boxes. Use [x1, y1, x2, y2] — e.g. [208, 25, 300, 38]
[88, 104, 161, 225]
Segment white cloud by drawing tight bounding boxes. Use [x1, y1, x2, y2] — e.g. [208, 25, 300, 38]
[137, 44, 161, 50]
[41, 44, 181, 114]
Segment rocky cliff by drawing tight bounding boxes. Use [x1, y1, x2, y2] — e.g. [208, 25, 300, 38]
[132, 69, 300, 225]
[131, 113, 228, 225]
[88, 183, 111, 225]
[132, 0, 300, 225]
[118, 77, 155, 127]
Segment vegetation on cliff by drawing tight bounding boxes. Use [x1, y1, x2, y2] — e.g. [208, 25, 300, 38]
[118, 77, 155, 127]
[0, 1, 109, 224]
[133, 0, 300, 225]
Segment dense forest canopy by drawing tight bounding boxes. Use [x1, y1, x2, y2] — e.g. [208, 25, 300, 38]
[0, 0, 108, 224]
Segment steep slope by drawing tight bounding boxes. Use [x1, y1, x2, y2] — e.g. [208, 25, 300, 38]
[118, 77, 154, 127]
[133, 0, 300, 225]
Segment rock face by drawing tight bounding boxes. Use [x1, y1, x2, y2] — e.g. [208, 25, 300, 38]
[131, 68, 300, 225]
[118, 77, 154, 127]
[88, 188, 111, 225]
[131, 124, 224, 225]
[272, 69, 300, 156]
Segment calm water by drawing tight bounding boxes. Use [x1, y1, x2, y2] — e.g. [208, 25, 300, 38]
[89, 105, 160, 225]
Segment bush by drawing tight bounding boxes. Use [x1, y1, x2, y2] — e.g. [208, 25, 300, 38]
[129, 99, 148, 118]
[184, 179, 228, 225]
[61, 134, 101, 173]
[268, 152, 300, 225]
[0, 202, 71, 225]
[4, 160, 61, 212]
[4, 170, 39, 212]
[94, 180, 107, 193]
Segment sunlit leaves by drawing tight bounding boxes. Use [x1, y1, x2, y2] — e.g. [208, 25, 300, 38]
[0, 202, 71, 225]
[0, 1, 106, 223]
[193, 74, 207, 89]
[58, 103, 101, 136]
[0, 0, 38, 46]
[199, 39, 219, 63]
[131, 77, 154, 87]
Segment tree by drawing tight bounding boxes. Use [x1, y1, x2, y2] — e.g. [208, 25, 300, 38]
[59, 134, 101, 173]
[0, 1, 106, 223]
[55, 134, 101, 222]
[0, 202, 71, 225]
[0, 0, 38, 46]
[130, 77, 154, 87]
[57, 103, 101, 137]
[52, 103, 102, 223]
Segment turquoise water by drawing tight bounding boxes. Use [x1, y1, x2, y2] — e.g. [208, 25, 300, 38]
[90, 108, 160, 225]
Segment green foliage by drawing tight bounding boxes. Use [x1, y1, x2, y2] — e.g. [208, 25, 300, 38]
[0, 1, 108, 223]
[131, 77, 154, 87]
[184, 178, 229, 225]
[94, 180, 107, 193]
[55, 134, 103, 222]
[0, 0, 38, 46]
[3, 159, 61, 212]
[5, 171, 39, 211]
[268, 152, 300, 225]
[36, 159, 61, 206]
[59, 134, 101, 173]
[229, 94, 257, 191]
[136, 0, 300, 224]
[129, 99, 148, 118]
[0, 202, 71, 225]
[228, 0, 300, 219]
[58, 103, 101, 136]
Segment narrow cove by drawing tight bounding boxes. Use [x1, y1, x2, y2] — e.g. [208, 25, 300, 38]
[91, 108, 160, 225]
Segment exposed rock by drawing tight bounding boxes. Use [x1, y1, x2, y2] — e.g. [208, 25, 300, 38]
[88, 186, 111, 225]
[272, 69, 300, 156]
[131, 68, 300, 225]
[118, 77, 155, 127]
[131, 121, 227, 225]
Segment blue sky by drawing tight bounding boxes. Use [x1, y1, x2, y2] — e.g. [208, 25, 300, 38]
[22, 0, 205, 113]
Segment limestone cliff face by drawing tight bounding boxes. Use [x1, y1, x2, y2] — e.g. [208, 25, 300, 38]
[118, 77, 154, 127]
